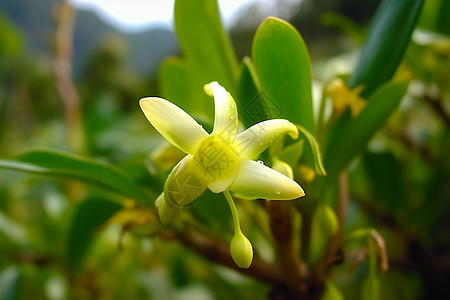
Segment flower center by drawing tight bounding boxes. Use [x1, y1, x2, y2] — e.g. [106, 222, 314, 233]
[193, 136, 238, 185]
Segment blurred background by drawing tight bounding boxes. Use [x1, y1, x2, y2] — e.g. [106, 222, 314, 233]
[0, 0, 449, 299]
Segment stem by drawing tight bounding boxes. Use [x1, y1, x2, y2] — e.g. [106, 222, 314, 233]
[53, 0, 84, 152]
[224, 190, 241, 233]
[268, 200, 307, 297]
[162, 226, 284, 285]
[319, 172, 348, 270]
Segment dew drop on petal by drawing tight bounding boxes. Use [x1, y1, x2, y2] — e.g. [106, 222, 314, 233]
[257, 160, 264, 165]
[230, 116, 234, 120]
[276, 191, 281, 195]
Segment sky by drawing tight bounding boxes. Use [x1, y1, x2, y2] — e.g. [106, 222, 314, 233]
[68, 0, 261, 32]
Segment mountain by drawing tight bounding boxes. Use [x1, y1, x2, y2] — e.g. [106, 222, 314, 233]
[0, 0, 179, 76]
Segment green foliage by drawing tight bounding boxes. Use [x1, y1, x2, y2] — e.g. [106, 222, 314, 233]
[349, 0, 425, 96]
[0, 267, 20, 300]
[66, 198, 122, 271]
[252, 17, 315, 132]
[324, 80, 409, 178]
[2, 0, 449, 298]
[0, 149, 149, 203]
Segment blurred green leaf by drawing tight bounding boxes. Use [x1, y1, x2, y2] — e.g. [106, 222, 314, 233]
[348, 0, 425, 96]
[0, 149, 149, 204]
[0, 266, 20, 300]
[66, 198, 122, 271]
[174, 0, 238, 93]
[363, 151, 402, 211]
[0, 12, 23, 57]
[362, 239, 381, 300]
[324, 81, 409, 178]
[418, 0, 450, 35]
[321, 12, 366, 44]
[252, 17, 315, 132]
[0, 212, 28, 246]
[158, 58, 208, 115]
[278, 139, 304, 168]
[322, 281, 345, 300]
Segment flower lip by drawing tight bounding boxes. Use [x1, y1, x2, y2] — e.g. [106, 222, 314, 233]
[192, 135, 239, 193]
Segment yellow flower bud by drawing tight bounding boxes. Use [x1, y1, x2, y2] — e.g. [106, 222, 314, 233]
[230, 230, 253, 269]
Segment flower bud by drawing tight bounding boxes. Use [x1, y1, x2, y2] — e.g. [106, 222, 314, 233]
[155, 193, 178, 225]
[317, 204, 338, 237]
[230, 230, 253, 269]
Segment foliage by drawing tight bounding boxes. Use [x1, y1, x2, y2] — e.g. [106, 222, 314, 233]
[1, 0, 449, 299]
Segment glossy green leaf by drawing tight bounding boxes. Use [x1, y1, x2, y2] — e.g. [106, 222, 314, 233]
[252, 17, 315, 132]
[324, 81, 409, 178]
[174, 0, 238, 93]
[66, 198, 122, 271]
[349, 0, 424, 96]
[0, 266, 20, 300]
[0, 149, 149, 203]
[236, 57, 263, 128]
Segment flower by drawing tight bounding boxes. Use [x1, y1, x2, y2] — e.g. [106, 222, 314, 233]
[140, 82, 305, 268]
[326, 78, 366, 117]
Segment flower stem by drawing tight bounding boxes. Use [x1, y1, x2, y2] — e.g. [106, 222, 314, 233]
[223, 190, 241, 233]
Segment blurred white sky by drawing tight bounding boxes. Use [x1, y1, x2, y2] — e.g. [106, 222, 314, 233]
[69, 0, 260, 31]
[69, 0, 302, 32]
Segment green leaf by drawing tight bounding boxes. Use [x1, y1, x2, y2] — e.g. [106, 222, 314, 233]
[322, 281, 345, 300]
[363, 151, 402, 211]
[0, 149, 149, 203]
[66, 198, 122, 271]
[321, 12, 365, 44]
[324, 81, 409, 178]
[0, 266, 20, 300]
[158, 58, 210, 116]
[296, 125, 326, 176]
[278, 139, 304, 168]
[252, 17, 315, 132]
[236, 57, 263, 128]
[362, 239, 381, 300]
[349, 0, 425, 96]
[174, 0, 238, 93]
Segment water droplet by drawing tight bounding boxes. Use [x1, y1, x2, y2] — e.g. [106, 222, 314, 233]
[257, 160, 264, 165]
[259, 142, 264, 146]
[276, 191, 281, 195]
[230, 116, 234, 120]
[261, 128, 265, 133]
[230, 104, 234, 108]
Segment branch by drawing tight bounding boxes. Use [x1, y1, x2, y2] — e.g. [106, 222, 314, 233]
[320, 172, 348, 269]
[268, 200, 308, 296]
[53, 0, 84, 152]
[161, 225, 284, 285]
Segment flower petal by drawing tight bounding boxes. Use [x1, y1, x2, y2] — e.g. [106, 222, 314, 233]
[155, 193, 178, 225]
[164, 155, 207, 207]
[140, 97, 208, 154]
[235, 119, 298, 160]
[204, 82, 238, 140]
[229, 159, 305, 200]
